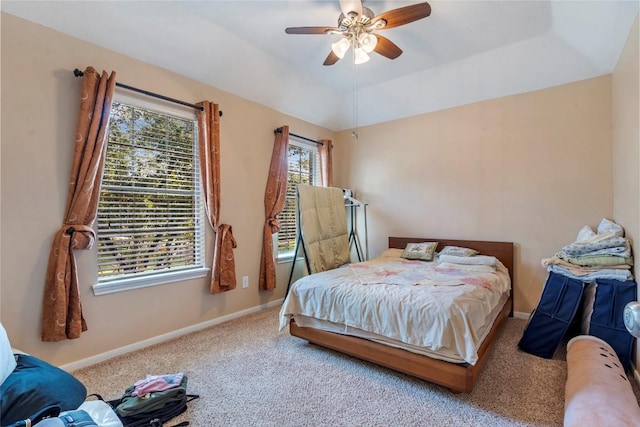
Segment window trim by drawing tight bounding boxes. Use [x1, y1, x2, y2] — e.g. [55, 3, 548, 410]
[276, 136, 320, 262]
[92, 90, 205, 295]
[92, 267, 210, 296]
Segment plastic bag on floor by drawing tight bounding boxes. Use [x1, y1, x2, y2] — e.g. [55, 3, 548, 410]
[78, 400, 123, 427]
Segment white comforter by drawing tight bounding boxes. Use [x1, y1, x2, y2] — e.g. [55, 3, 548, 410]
[279, 253, 511, 365]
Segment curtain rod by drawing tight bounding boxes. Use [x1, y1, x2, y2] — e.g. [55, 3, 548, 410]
[274, 128, 323, 146]
[73, 69, 223, 116]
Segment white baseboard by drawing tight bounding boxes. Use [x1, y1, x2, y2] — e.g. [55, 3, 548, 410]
[513, 311, 530, 320]
[60, 298, 284, 372]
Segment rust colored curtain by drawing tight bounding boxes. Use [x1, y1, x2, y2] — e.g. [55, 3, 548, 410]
[196, 101, 237, 294]
[259, 126, 289, 290]
[41, 67, 117, 342]
[318, 139, 333, 187]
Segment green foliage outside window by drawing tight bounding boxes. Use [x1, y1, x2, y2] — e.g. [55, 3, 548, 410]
[97, 102, 202, 280]
[277, 143, 317, 254]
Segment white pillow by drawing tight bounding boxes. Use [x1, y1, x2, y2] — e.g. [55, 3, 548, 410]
[438, 246, 479, 257]
[438, 254, 498, 266]
[0, 322, 17, 385]
[437, 262, 496, 273]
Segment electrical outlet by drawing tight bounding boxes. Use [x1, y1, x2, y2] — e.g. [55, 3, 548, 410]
[242, 276, 249, 288]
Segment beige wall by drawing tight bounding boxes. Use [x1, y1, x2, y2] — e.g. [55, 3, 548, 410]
[612, 14, 639, 372]
[334, 76, 614, 315]
[0, 13, 333, 365]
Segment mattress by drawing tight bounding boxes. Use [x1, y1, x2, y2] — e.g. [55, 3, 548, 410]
[280, 251, 511, 365]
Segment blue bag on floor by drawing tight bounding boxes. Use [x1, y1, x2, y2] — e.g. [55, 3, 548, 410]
[33, 410, 97, 426]
[518, 272, 585, 358]
[583, 278, 637, 370]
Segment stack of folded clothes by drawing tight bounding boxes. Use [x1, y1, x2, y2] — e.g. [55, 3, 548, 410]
[542, 218, 634, 282]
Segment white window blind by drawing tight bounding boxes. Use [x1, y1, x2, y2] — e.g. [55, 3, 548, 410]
[277, 138, 320, 258]
[95, 100, 205, 291]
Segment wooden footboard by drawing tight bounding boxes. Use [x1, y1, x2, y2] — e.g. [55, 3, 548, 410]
[290, 294, 512, 393]
[288, 237, 515, 393]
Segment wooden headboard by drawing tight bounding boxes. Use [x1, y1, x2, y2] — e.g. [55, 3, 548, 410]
[388, 237, 515, 286]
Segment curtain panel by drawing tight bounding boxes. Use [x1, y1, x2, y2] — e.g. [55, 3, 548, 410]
[41, 67, 117, 342]
[318, 139, 333, 187]
[196, 101, 237, 294]
[259, 126, 290, 290]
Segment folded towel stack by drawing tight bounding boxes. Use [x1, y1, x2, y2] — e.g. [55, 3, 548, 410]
[542, 218, 634, 282]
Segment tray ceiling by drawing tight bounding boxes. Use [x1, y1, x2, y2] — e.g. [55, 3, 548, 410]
[2, 1, 638, 131]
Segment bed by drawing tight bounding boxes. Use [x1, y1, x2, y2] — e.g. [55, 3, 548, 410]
[280, 237, 514, 393]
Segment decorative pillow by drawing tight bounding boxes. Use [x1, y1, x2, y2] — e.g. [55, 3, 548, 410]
[401, 242, 438, 261]
[0, 354, 87, 425]
[438, 246, 479, 257]
[0, 323, 17, 387]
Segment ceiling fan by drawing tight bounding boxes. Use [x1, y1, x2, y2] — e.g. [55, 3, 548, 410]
[285, 0, 431, 66]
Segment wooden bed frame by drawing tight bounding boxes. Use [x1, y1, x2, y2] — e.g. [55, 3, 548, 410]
[289, 237, 514, 393]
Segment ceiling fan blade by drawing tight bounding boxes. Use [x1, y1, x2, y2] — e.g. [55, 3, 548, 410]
[285, 27, 337, 35]
[323, 51, 341, 66]
[373, 35, 403, 60]
[373, 2, 431, 30]
[339, 0, 362, 16]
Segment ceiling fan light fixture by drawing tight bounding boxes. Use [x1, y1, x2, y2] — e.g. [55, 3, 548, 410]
[331, 37, 351, 59]
[354, 47, 370, 64]
[285, 1, 432, 66]
[359, 33, 378, 53]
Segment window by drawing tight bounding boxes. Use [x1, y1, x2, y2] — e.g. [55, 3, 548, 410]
[93, 94, 207, 295]
[277, 137, 320, 260]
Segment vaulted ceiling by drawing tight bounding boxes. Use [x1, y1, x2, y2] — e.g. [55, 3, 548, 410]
[2, 1, 638, 131]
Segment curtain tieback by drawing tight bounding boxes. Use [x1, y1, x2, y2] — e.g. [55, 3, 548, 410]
[266, 217, 281, 233]
[218, 224, 238, 249]
[62, 224, 96, 250]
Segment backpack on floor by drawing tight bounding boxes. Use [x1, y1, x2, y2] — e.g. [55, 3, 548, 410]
[88, 373, 199, 427]
[105, 394, 199, 427]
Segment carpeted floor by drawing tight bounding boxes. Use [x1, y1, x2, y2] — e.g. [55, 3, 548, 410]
[72, 306, 639, 427]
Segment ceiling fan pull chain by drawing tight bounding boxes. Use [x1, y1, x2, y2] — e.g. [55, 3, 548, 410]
[352, 57, 359, 139]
